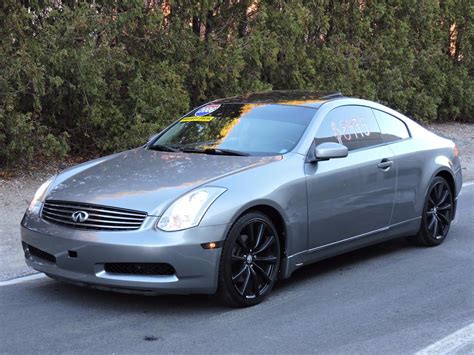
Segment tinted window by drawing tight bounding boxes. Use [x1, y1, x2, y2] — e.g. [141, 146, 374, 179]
[153, 103, 315, 155]
[315, 105, 383, 151]
[372, 109, 410, 143]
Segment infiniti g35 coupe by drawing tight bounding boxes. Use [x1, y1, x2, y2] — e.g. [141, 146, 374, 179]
[21, 91, 462, 307]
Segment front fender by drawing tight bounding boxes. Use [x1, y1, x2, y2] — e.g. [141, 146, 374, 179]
[199, 153, 308, 259]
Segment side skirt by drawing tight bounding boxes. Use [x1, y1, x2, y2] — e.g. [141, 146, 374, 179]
[279, 217, 421, 279]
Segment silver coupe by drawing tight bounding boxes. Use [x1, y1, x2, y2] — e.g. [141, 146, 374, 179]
[21, 91, 462, 307]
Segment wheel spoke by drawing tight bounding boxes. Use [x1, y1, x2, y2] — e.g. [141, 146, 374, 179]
[432, 215, 440, 239]
[254, 235, 275, 255]
[437, 190, 449, 206]
[253, 223, 265, 250]
[427, 214, 436, 232]
[240, 267, 251, 296]
[254, 255, 277, 264]
[253, 263, 272, 284]
[438, 203, 451, 211]
[232, 264, 247, 281]
[249, 267, 260, 297]
[428, 196, 436, 207]
[437, 212, 450, 225]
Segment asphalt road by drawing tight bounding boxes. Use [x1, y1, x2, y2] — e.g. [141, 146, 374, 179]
[1, 185, 473, 354]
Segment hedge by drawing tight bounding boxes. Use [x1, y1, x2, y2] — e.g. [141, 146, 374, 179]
[1, 0, 473, 168]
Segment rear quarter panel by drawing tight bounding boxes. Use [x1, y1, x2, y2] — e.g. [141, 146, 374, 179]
[388, 119, 461, 226]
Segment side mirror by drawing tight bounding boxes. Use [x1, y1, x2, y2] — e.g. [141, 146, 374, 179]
[308, 142, 348, 162]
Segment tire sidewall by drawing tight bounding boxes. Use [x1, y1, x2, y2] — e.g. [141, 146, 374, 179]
[420, 176, 453, 246]
[218, 212, 281, 307]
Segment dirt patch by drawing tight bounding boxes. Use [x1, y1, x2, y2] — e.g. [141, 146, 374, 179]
[1, 178, 42, 280]
[1, 123, 472, 281]
[0, 163, 71, 281]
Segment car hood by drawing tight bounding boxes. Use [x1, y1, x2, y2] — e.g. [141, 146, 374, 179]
[46, 148, 279, 216]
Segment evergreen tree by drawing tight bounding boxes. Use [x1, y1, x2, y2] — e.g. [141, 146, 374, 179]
[1, 0, 472, 167]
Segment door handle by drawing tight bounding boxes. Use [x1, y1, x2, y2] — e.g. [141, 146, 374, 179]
[377, 159, 393, 170]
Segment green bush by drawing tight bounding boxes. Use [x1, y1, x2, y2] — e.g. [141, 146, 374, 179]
[0, 0, 472, 168]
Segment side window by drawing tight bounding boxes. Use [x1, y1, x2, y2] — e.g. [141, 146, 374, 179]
[315, 105, 383, 151]
[372, 109, 410, 143]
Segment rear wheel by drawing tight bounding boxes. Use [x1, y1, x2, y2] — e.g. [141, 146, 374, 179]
[217, 212, 280, 307]
[414, 176, 454, 246]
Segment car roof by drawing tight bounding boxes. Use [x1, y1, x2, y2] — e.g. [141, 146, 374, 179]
[210, 90, 345, 108]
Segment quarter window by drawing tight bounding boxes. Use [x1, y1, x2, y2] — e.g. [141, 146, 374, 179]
[372, 109, 410, 143]
[315, 106, 383, 151]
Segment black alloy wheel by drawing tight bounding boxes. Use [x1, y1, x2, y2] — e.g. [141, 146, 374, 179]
[415, 176, 454, 246]
[217, 212, 280, 307]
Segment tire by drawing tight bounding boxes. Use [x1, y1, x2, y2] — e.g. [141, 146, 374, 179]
[216, 211, 281, 307]
[413, 176, 454, 247]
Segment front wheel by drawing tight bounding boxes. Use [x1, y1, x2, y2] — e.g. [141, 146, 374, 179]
[217, 212, 281, 307]
[414, 176, 454, 246]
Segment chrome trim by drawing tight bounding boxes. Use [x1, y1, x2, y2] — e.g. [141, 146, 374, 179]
[42, 200, 147, 231]
[43, 206, 144, 221]
[43, 202, 146, 217]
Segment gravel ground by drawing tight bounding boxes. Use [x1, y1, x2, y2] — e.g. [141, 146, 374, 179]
[0, 123, 472, 281]
[426, 122, 474, 181]
[0, 163, 72, 281]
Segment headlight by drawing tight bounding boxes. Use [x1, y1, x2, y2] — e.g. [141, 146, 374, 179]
[157, 187, 227, 231]
[26, 175, 56, 215]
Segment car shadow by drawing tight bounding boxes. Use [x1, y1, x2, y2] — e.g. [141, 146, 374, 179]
[30, 237, 417, 312]
[276, 237, 415, 290]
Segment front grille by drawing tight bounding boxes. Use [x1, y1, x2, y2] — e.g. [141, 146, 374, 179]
[26, 244, 56, 263]
[104, 263, 175, 276]
[42, 200, 147, 231]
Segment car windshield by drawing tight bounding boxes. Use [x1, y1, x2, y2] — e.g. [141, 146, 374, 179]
[150, 103, 315, 156]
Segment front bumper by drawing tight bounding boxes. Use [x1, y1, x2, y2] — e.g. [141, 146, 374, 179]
[21, 215, 228, 295]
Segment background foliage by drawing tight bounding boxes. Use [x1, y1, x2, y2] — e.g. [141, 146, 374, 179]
[1, 0, 473, 167]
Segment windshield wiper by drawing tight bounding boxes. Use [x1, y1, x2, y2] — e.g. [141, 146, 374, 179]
[207, 148, 250, 156]
[148, 144, 181, 152]
[182, 147, 249, 156]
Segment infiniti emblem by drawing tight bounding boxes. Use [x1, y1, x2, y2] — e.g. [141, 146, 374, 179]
[71, 211, 89, 223]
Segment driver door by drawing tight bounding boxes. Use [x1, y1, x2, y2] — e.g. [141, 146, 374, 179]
[305, 105, 396, 250]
